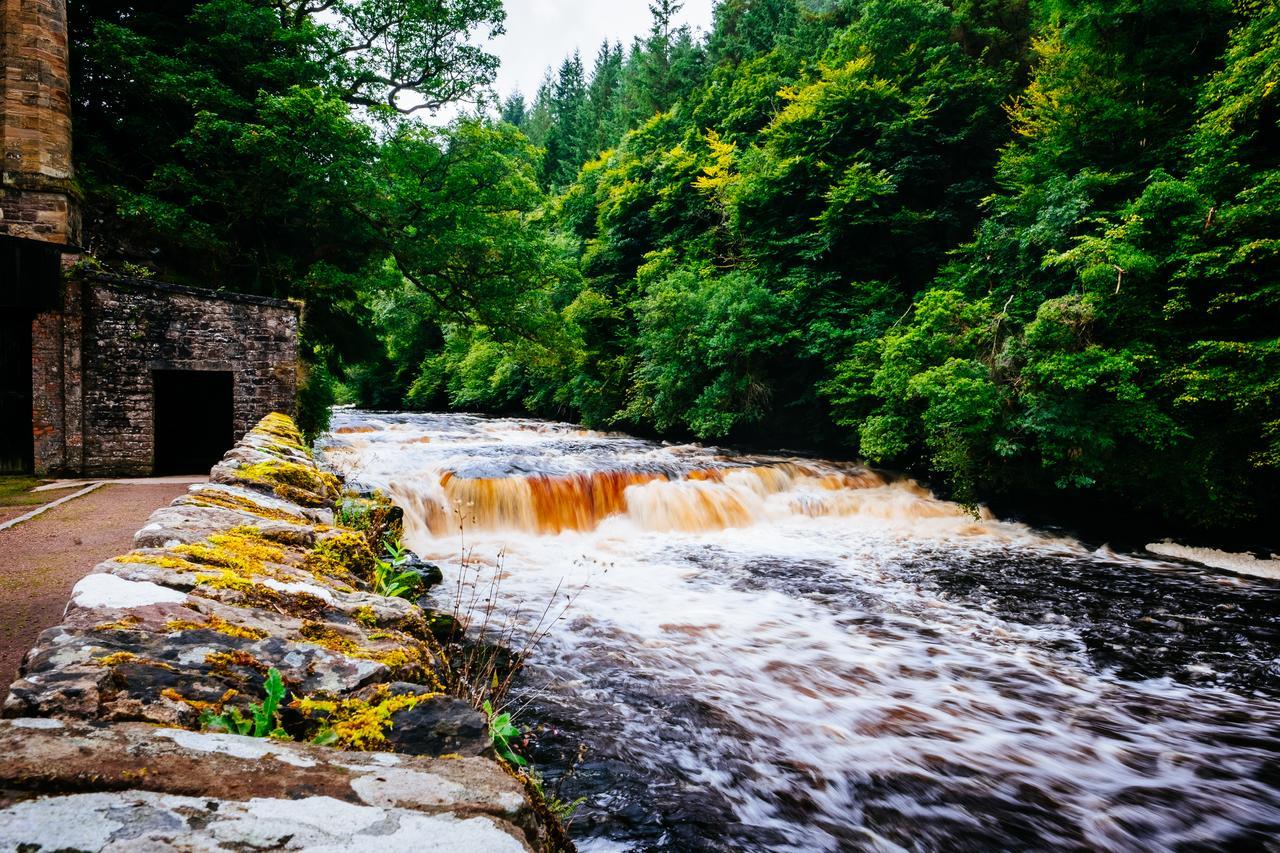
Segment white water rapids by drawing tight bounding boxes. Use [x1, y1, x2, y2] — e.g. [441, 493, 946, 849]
[322, 411, 1280, 852]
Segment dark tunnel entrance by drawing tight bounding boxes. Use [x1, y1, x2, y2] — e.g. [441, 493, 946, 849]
[153, 370, 233, 475]
[0, 312, 33, 474]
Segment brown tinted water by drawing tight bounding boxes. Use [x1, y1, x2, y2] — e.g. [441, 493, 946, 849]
[324, 411, 1280, 852]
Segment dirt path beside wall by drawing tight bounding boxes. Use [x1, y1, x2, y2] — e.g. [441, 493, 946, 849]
[0, 482, 195, 691]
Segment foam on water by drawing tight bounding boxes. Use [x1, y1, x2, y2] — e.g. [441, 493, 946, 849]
[323, 411, 1280, 851]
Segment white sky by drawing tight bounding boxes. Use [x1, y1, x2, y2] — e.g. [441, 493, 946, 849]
[491, 0, 717, 101]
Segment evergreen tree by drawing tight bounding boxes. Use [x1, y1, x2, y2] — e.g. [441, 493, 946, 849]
[586, 42, 626, 153]
[542, 52, 591, 186]
[499, 91, 528, 127]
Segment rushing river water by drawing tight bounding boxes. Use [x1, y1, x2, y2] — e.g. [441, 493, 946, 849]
[322, 411, 1280, 852]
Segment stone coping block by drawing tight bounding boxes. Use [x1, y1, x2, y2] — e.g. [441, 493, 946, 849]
[0, 719, 533, 851]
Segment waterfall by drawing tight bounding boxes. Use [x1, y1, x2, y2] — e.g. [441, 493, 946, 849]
[322, 411, 1280, 853]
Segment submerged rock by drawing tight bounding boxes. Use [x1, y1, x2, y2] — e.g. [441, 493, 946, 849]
[1146, 541, 1280, 580]
[402, 553, 446, 588]
[353, 682, 491, 757]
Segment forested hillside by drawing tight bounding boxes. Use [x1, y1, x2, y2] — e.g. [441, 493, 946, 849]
[71, 0, 1278, 540]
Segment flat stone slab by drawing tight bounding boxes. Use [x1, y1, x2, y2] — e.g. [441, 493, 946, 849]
[182, 481, 336, 523]
[135, 503, 319, 548]
[0, 793, 529, 853]
[0, 718, 535, 851]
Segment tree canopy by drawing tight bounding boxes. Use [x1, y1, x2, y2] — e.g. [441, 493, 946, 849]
[73, 0, 1280, 539]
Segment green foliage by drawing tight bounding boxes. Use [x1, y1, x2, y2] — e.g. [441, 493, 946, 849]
[506, 0, 707, 185]
[483, 699, 527, 767]
[318, 0, 505, 114]
[373, 538, 427, 600]
[624, 261, 792, 437]
[526, 768, 588, 825]
[296, 362, 336, 444]
[336, 493, 405, 557]
[0, 477, 50, 510]
[201, 668, 289, 739]
[71, 0, 502, 292]
[77, 0, 1280, 536]
[71, 0, 519, 408]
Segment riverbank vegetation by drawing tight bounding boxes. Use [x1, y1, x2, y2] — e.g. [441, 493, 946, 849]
[73, 0, 1278, 540]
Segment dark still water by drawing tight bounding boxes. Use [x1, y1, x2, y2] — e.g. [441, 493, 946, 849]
[324, 411, 1280, 852]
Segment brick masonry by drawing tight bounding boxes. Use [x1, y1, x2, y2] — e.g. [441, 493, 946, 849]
[0, 0, 79, 245]
[32, 273, 300, 476]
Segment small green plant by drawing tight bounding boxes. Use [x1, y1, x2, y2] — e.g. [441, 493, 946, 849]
[201, 667, 290, 739]
[336, 493, 403, 553]
[547, 791, 587, 823]
[373, 537, 426, 599]
[384, 538, 408, 564]
[483, 699, 526, 767]
[526, 768, 588, 824]
[311, 727, 340, 747]
[336, 498, 369, 529]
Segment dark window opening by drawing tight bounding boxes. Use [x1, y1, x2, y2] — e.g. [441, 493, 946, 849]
[1, 236, 63, 311]
[0, 312, 33, 474]
[153, 370, 234, 475]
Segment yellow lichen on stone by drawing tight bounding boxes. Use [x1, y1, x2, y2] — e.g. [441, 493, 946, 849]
[165, 615, 268, 641]
[297, 621, 440, 686]
[96, 652, 176, 670]
[183, 489, 311, 524]
[252, 412, 309, 453]
[116, 527, 289, 582]
[217, 527, 288, 560]
[297, 621, 363, 655]
[302, 531, 376, 587]
[237, 459, 340, 508]
[194, 570, 254, 594]
[353, 606, 379, 628]
[204, 650, 269, 676]
[114, 553, 202, 572]
[374, 648, 443, 689]
[93, 615, 142, 632]
[163, 686, 240, 714]
[293, 685, 442, 750]
[193, 570, 328, 617]
[173, 527, 287, 576]
[95, 652, 138, 666]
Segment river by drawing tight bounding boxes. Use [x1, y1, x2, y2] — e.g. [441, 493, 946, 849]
[321, 410, 1280, 852]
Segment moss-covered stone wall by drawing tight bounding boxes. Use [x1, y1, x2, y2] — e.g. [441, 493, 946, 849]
[0, 413, 547, 850]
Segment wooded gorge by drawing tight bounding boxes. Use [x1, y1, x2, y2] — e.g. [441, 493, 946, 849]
[70, 0, 1279, 541]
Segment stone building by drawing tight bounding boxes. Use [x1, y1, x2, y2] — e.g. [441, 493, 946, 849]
[30, 273, 300, 476]
[2, 0, 300, 475]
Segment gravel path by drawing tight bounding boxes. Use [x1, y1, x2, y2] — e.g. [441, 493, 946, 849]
[0, 507, 29, 526]
[0, 482, 194, 691]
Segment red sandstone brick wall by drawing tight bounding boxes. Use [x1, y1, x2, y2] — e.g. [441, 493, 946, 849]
[1, 0, 79, 244]
[33, 276, 300, 476]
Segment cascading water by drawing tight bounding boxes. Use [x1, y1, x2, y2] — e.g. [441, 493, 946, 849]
[323, 411, 1280, 852]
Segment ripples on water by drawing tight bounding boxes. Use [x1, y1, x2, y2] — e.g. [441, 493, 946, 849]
[322, 411, 1280, 852]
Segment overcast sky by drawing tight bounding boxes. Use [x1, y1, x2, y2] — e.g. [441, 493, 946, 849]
[491, 0, 717, 101]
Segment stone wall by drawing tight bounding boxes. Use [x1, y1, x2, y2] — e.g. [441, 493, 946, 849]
[32, 272, 300, 476]
[0, 0, 79, 245]
[0, 414, 546, 851]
